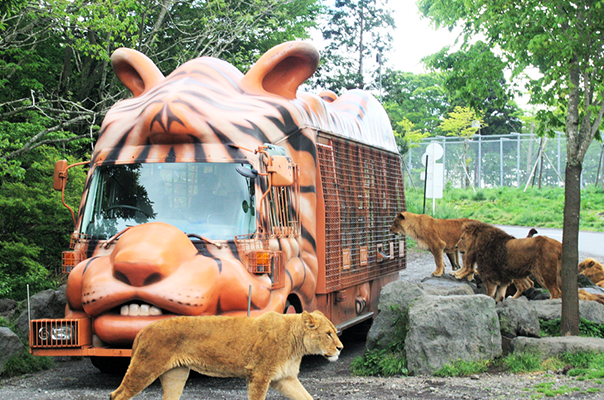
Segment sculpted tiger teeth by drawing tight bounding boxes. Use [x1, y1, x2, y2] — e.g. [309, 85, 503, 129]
[120, 304, 162, 316]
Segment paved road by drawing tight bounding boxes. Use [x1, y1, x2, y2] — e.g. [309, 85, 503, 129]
[497, 225, 604, 258]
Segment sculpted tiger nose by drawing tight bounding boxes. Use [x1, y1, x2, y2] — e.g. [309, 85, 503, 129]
[109, 222, 199, 287]
[112, 245, 177, 287]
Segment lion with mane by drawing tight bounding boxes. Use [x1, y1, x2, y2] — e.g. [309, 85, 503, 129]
[390, 211, 477, 276]
[454, 221, 562, 302]
[110, 310, 342, 400]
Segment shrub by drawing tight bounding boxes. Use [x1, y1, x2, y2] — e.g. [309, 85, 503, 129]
[350, 349, 408, 377]
[434, 359, 489, 377]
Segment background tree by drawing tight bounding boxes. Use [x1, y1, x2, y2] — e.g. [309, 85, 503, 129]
[423, 41, 522, 136]
[439, 106, 484, 188]
[419, 0, 604, 335]
[381, 70, 448, 135]
[0, 0, 321, 177]
[314, 0, 395, 92]
[0, 0, 321, 299]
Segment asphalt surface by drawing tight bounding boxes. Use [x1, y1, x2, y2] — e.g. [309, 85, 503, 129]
[497, 225, 604, 257]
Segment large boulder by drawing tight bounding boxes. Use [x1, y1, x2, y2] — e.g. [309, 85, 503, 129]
[496, 297, 540, 339]
[366, 280, 425, 351]
[419, 276, 476, 296]
[512, 336, 604, 359]
[0, 327, 24, 373]
[405, 294, 502, 375]
[0, 298, 18, 320]
[15, 285, 67, 336]
[532, 299, 604, 324]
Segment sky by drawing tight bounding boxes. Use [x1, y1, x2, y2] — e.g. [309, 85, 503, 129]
[388, 2, 460, 74]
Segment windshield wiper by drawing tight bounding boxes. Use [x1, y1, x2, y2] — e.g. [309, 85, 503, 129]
[186, 233, 223, 249]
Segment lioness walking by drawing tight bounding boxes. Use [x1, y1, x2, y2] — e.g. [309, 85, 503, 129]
[110, 310, 342, 400]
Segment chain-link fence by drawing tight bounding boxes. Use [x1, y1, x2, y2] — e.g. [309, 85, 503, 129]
[405, 132, 604, 190]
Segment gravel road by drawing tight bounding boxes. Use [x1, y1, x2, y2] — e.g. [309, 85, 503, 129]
[1, 247, 603, 400]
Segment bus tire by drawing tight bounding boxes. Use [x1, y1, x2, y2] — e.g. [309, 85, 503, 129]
[90, 356, 130, 375]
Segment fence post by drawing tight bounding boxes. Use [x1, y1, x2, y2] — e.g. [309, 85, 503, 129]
[557, 132, 562, 186]
[500, 137, 504, 187]
[517, 133, 521, 188]
[477, 134, 482, 189]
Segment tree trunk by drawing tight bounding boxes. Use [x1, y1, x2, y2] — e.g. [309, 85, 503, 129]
[357, 0, 365, 89]
[560, 58, 581, 336]
[561, 162, 581, 336]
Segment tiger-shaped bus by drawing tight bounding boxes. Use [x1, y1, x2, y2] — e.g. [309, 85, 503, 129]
[28, 41, 406, 372]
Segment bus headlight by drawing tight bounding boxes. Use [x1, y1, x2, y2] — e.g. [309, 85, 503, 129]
[38, 325, 73, 341]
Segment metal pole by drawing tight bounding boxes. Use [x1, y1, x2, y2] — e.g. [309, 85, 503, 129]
[557, 132, 561, 186]
[477, 134, 482, 189]
[423, 155, 429, 214]
[517, 133, 521, 188]
[500, 137, 504, 187]
[27, 284, 30, 323]
[442, 138, 447, 189]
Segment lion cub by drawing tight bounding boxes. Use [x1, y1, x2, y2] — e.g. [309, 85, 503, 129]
[110, 310, 343, 400]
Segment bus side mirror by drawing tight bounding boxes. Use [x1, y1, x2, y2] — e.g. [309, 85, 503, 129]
[53, 160, 68, 191]
[267, 155, 294, 186]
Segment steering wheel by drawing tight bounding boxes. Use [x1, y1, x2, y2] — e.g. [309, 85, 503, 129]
[106, 204, 152, 218]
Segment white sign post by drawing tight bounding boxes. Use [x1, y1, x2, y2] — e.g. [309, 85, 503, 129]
[420, 143, 444, 214]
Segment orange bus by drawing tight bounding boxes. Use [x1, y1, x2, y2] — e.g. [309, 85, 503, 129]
[29, 41, 406, 372]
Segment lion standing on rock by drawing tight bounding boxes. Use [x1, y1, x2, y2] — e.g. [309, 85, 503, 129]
[454, 221, 562, 302]
[390, 211, 476, 276]
[110, 311, 343, 400]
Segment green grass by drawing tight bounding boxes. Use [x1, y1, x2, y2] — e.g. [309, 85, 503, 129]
[350, 349, 408, 377]
[404, 185, 604, 231]
[434, 359, 489, 377]
[500, 351, 547, 373]
[492, 351, 604, 399]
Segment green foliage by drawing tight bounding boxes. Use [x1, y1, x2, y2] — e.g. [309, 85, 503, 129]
[381, 71, 449, 135]
[0, 316, 54, 376]
[540, 318, 604, 339]
[315, 0, 394, 91]
[439, 106, 484, 140]
[532, 382, 582, 398]
[497, 350, 604, 397]
[500, 351, 544, 373]
[0, 146, 87, 300]
[351, 303, 410, 377]
[563, 352, 604, 380]
[404, 186, 604, 232]
[1, 349, 55, 377]
[388, 115, 429, 155]
[433, 359, 489, 377]
[350, 349, 408, 377]
[423, 41, 522, 136]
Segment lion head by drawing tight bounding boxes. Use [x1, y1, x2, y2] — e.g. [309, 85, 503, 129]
[389, 212, 408, 235]
[456, 222, 479, 254]
[578, 258, 604, 284]
[301, 311, 343, 362]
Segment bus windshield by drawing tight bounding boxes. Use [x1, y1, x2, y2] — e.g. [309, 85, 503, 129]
[80, 162, 256, 240]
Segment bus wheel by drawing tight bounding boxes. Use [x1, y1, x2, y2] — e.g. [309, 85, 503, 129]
[284, 300, 297, 314]
[90, 356, 130, 375]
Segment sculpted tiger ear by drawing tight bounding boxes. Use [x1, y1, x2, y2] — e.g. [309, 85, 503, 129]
[241, 41, 319, 100]
[111, 48, 165, 97]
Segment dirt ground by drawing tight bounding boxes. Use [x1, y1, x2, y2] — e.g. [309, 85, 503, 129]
[1, 248, 603, 399]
